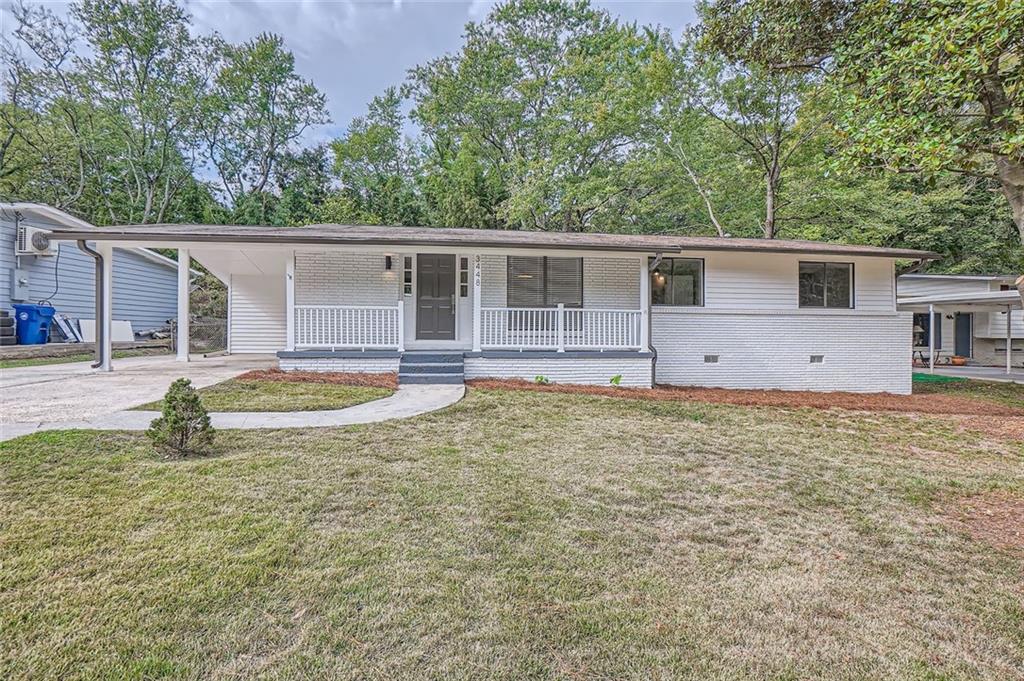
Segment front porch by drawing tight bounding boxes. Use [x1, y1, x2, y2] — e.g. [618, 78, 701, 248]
[278, 249, 654, 386]
[284, 250, 651, 356]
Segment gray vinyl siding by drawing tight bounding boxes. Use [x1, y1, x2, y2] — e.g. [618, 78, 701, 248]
[1, 215, 178, 332]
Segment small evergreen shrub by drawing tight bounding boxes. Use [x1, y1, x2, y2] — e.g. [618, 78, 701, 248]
[146, 378, 215, 457]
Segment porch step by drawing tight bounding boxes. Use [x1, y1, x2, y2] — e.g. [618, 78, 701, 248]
[399, 351, 465, 385]
[398, 373, 465, 385]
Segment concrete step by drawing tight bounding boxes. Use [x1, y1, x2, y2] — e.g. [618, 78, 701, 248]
[399, 373, 464, 385]
[399, 362, 464, 374]
[400, 352, 464, 364]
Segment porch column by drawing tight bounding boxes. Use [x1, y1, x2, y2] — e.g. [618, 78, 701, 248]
[285, 251, 295, 351]
[98, 243, 114, 372]
[639, 256, 650, 351]
[928, 304, 935, 374]
[1007, 306, 1013, 375]
[472, 254, 482, 352]
[176, 248, 190, 362]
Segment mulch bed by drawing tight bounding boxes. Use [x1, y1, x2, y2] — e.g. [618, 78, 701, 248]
[466, 379, 1024, 417]
[940, 492, 1024, 554]
[235, 369, 398, 389]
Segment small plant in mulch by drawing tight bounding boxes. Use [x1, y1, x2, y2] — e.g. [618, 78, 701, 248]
[146, 378, 215, 458]
[609, 374, 623, 386]
[534, 375, 550, 385]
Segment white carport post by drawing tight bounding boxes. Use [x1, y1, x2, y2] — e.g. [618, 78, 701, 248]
[285, 251, 295, 351]
[98, 243, 114, 372]
[176, 248, 190, 362]
[1007, 306, 1013, 375]
[928, 304, 935, 374]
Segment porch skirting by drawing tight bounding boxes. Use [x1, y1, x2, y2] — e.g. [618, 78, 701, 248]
[465, 354, 652, 388]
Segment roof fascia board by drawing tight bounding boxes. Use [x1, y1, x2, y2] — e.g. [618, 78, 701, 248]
[47, 231, 935, 260]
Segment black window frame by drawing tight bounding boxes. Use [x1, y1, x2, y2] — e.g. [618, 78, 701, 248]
[913, 312, 942, 349]
[506, 256, 583, 308]
[798, 261, 854, 309]
[650, 257, 704, 307]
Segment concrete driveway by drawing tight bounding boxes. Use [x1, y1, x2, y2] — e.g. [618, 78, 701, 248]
[921, 365, 1024, 384]
[1, 354, 275, 432]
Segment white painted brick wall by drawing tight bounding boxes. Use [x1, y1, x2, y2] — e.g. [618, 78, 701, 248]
[584, 257, 640, 309]
[465, 356, 652, 387]
[652, 310, 912, 394]
[295, 252, 400, 306]
[279, 357, 400, 373]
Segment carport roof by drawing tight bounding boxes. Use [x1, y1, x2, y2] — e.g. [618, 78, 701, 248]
[44, 222, 939, 259]
[897, 289, 1022, 310]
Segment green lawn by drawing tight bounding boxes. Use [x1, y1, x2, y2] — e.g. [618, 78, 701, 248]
[1, 389, 1022, 679]
[0, 348, 170, 369]
[134, 377, 394, 412]
[913, 372, 1024, 409]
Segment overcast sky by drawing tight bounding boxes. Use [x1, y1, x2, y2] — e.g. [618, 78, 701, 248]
[4, 1, 699, 142]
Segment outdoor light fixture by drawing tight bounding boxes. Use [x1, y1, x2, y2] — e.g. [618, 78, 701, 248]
[385, 255, 393, 270]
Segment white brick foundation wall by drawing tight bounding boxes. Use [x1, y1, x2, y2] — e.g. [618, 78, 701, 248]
[465, 354, 652, 387]
[652, 310, 913, 394]
[279, 356, 400, 373]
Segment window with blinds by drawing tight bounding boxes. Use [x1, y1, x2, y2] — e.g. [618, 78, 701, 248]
[507, 256, 583, 307]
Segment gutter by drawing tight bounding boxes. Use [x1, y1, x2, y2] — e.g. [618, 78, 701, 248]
[76, 240, 104, 369]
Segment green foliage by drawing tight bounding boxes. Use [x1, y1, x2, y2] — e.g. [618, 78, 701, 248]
[328, 88, 424, 225]
[534, 375, 550, 384]
[609, 374, 623, 386]
[698, 0, 1024, 243]
[146, 378, 215, 457]
[407, 0, 669, 231]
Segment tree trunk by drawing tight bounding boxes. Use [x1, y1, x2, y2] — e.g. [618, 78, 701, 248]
[995, 154, 1024, 245]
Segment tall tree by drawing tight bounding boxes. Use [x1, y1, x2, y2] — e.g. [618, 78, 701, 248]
[408, 0, 668, 231]
[669, 36, 825, 238]
[2, 0, 210, 224]
[200, 33, 329, 220]
[327, 88, 424, 225]
[698, 0, 1024, 244]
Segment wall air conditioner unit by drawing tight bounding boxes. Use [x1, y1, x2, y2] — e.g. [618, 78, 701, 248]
[15, 225, 55, 256]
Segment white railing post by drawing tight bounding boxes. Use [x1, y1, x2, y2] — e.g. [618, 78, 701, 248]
[472, 254, 482, 352]
[639, 256, 650, 352]
[556, 303, 565, 352]
[397, 299, 405, 352]
[285, 251, 295, 351]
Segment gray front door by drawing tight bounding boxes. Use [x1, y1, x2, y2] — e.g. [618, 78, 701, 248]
[954, 313, 972, 357]
[416, 254, 456, 340]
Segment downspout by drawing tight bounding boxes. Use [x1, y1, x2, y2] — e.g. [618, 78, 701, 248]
[76, 240, 104, 369]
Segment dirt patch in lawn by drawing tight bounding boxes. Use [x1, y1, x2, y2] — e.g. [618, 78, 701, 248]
[466, 379, 1024, 416]
[940, 491, 1024, 554]
[954, 416, 1024, 441]
[236, 368, 398, 389]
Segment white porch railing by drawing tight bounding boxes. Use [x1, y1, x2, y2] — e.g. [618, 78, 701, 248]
[480, 305, 643, 351]
[294, 304, 403, 349]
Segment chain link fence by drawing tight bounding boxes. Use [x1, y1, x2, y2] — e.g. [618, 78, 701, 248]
[170, 318, 227, 355]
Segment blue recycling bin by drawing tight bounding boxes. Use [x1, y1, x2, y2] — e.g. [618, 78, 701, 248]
[12, 304, 56, 345]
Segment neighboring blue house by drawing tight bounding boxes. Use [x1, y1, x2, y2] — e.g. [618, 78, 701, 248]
[0, 203, 180, 335]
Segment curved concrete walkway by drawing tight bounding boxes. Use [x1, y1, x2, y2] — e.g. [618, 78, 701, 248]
[0, 384, 465, 442]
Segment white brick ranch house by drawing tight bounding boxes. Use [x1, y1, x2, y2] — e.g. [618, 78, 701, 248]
[45, 223, 936, 394]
